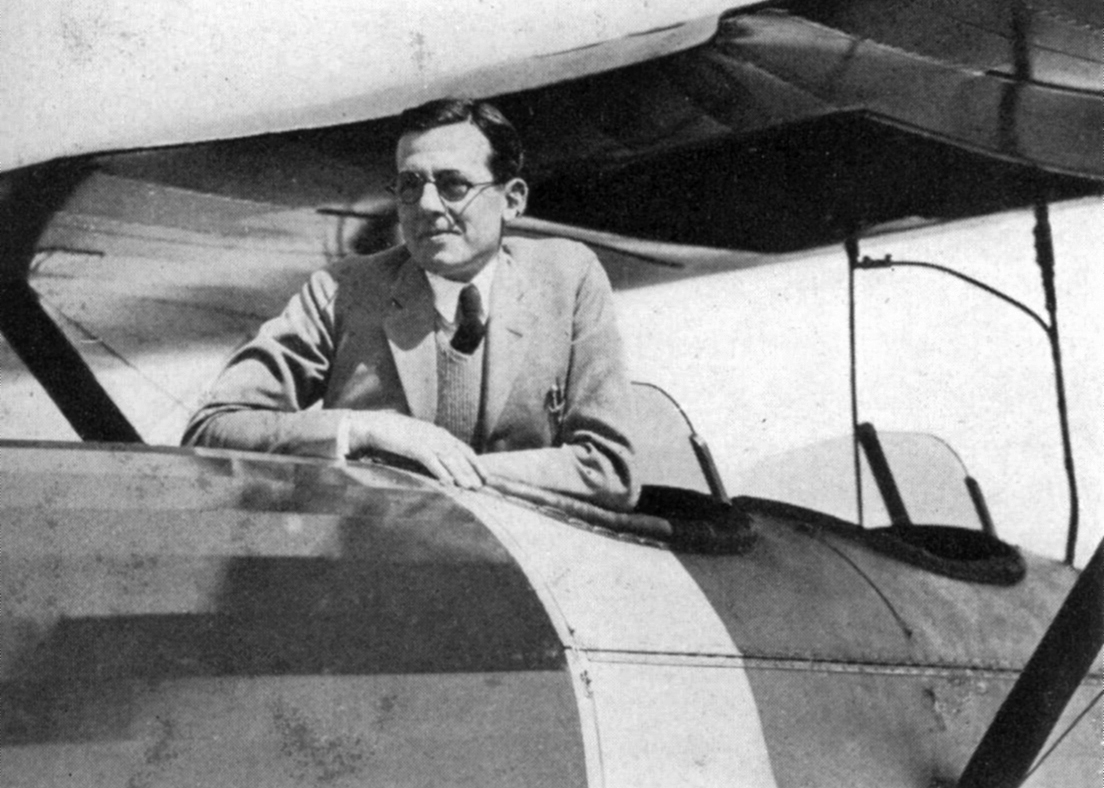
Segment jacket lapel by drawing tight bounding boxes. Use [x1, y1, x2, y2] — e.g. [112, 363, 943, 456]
[482, 251, 536, 438]
[382, 259, 438, 422]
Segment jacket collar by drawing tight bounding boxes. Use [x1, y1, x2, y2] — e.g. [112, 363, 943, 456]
[482, 247, 536, 439]
[381, 246, 535, 436]
[382, 254, 438, 422]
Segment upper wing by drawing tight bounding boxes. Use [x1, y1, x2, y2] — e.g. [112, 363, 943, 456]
[0, 0, 745, 171]
[6, 1, 1095, 256]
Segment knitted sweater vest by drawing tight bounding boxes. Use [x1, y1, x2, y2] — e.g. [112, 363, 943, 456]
[434, 330, 485, 446]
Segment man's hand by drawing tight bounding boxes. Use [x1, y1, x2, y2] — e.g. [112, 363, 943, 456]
[348, 411, 487, 490]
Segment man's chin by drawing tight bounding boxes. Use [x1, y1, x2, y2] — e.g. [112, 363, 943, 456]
[410, 244, 490, 280]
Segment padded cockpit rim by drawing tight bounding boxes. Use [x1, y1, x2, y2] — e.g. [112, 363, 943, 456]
[732, 496, 1026, 585]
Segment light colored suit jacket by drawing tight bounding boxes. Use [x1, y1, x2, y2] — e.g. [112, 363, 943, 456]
[183, 236, 638, 510]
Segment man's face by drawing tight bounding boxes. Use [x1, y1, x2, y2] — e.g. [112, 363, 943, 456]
[395, 122, 527, 281]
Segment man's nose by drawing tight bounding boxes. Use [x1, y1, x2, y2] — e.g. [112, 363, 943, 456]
[415, 181, 449, 213]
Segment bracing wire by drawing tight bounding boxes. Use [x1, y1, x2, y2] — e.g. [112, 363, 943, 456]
[1017, 687, 1104, 786]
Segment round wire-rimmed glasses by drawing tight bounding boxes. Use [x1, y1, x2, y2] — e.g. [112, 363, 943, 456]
[388, 171, 498, 204]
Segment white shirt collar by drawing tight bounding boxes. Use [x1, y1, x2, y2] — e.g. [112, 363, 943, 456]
[423, 254, 499, 327]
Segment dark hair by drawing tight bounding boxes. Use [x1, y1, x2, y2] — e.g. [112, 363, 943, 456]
[397, 98, 524, 183]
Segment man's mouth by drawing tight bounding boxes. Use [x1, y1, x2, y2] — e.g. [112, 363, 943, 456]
[418, 227, 459, 240]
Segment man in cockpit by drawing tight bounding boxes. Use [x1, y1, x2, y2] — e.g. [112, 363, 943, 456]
[183, 98, 638, 511]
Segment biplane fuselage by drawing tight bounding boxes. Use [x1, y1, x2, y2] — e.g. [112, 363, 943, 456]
[2, 440, 1097, 787]
[2, 1, 1102, 785]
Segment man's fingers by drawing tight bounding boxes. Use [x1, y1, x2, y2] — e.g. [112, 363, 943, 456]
[437, 451, 484, 490]
[351, 413, 486, 489]
[420, 454, 455, 486]
[427, 433, 485, 488]
[414, 442, 485, 490]
[469, 455, 488, 484]
[454, 442, 488, 483]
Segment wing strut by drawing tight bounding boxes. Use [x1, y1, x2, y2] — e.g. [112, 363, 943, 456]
[958, 535, 1104, 788]
[0, 161, 143, 444]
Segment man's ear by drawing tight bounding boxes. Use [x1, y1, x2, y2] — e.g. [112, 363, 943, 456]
[503, 178, 528, 221]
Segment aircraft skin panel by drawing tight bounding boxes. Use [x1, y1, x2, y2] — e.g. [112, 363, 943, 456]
[584, 658, 779, 788]
[741, 663, 1101, 787]
[454, 488, 781, 787]
[679, 510, 1088, 671]
[797, 0, 1102, 91]
[3, 441, 1100, 785]
[454, 488, 740, 655]
[674, 516, 1101, 783]
[9, 2, 1098, 185]
[0, 0, 754, 172]
[1, 443, 588, 787]
[3, 673, 584, 788]
[443, 472, 1101, 785]
[715, 11, 1104, 179]
[37, 173, 337, 260]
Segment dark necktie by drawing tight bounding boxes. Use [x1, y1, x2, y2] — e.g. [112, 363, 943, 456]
[451, 283, 485, 354]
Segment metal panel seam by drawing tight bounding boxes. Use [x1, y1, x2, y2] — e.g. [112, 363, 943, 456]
[444, 490, 605, 788]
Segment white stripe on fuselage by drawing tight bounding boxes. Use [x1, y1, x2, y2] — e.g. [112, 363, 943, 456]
[454, 489, 780, 788]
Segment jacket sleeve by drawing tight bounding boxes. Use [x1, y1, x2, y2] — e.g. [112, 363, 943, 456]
[181, 269, 350, 458]
[480, 251, 639, 511]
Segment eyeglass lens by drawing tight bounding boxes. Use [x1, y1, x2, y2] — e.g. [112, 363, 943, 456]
[393, 172, 489, 204]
